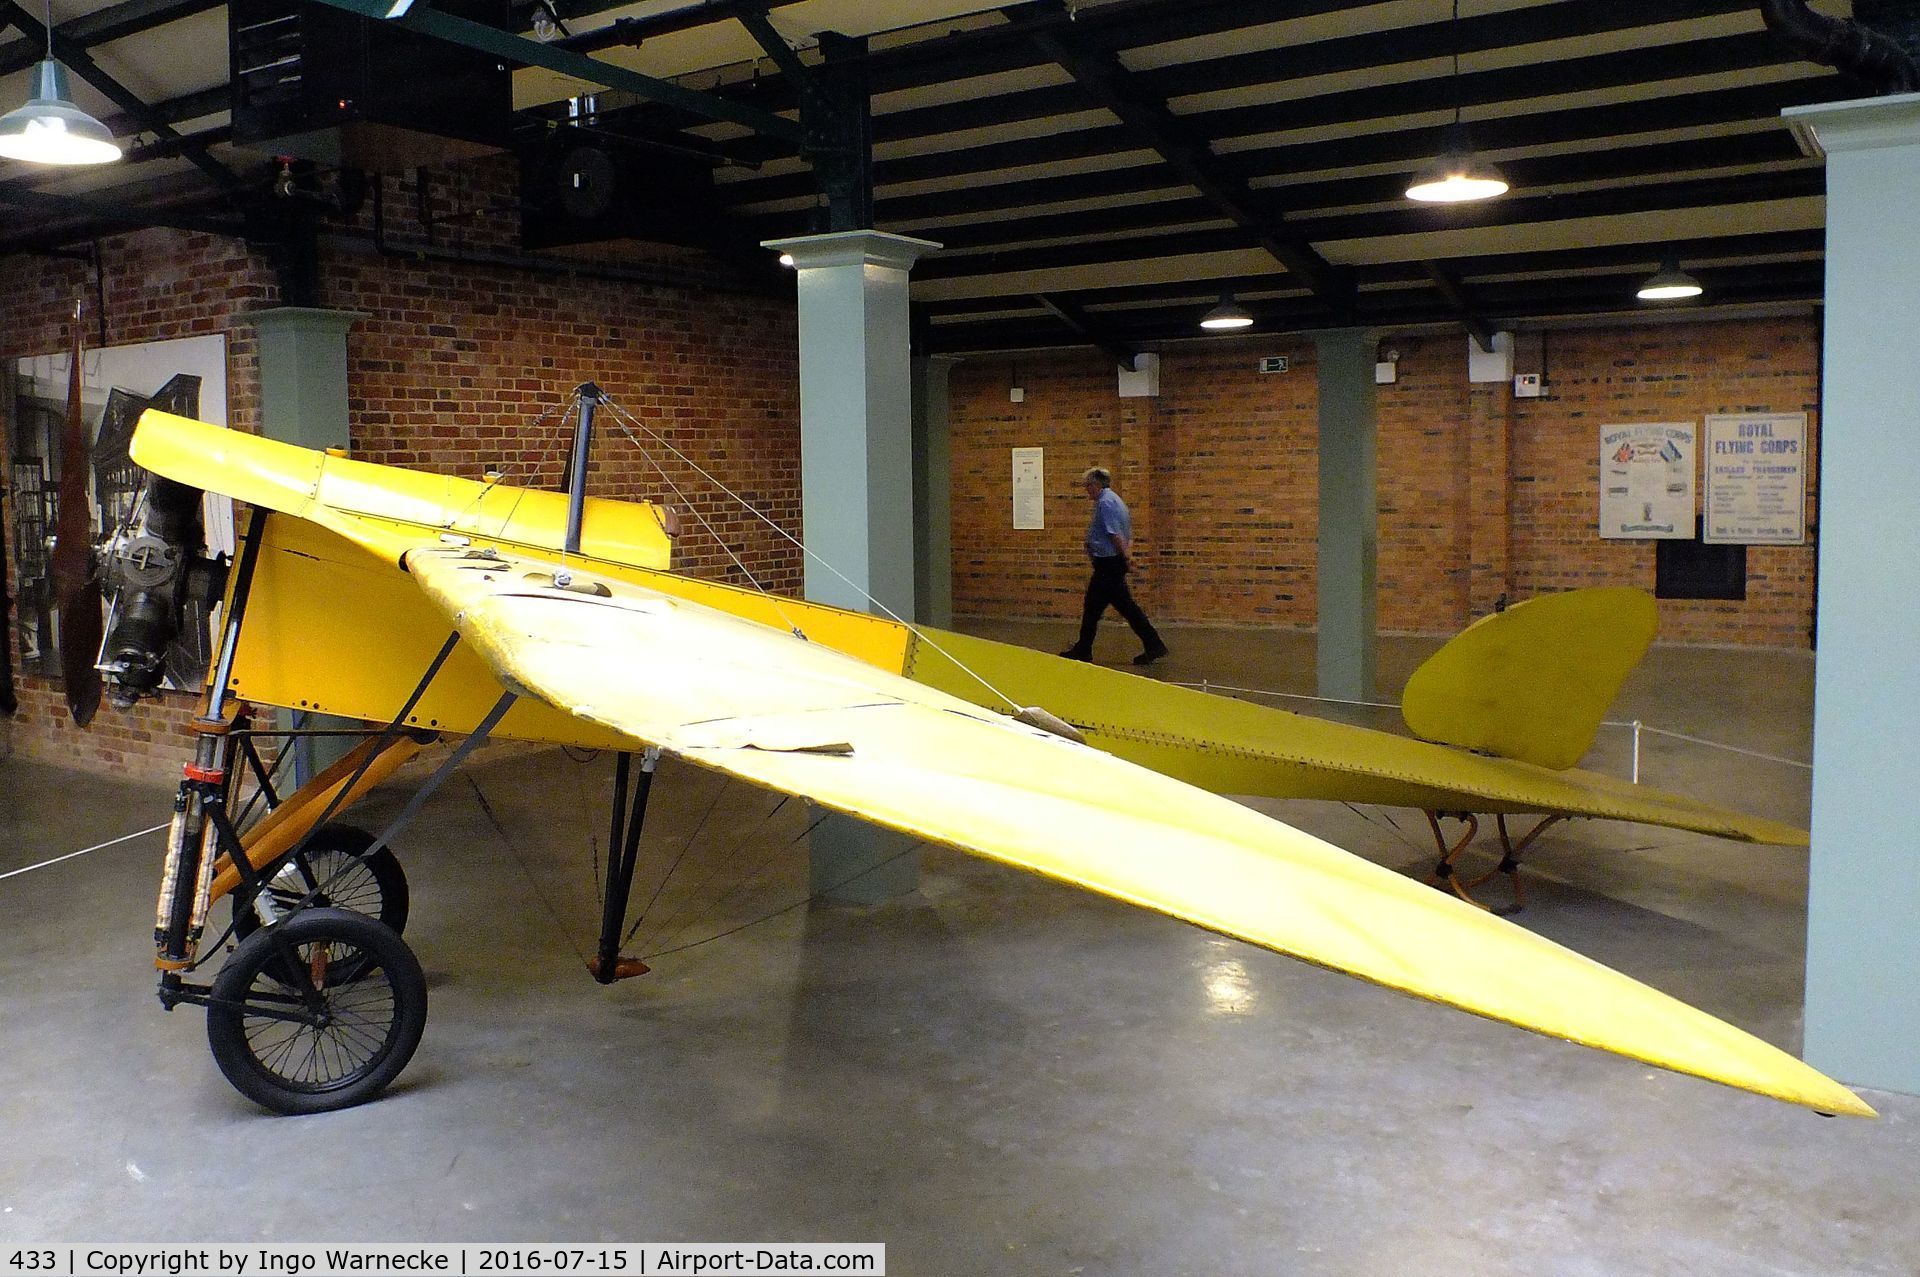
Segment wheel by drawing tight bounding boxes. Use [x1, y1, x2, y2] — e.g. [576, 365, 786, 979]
[206, 907, 428, 1115]
[232, 822, 409, 959]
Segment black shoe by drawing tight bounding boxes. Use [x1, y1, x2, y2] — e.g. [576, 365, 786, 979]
[1058, 648, 1091, 661]
[1132, 645, 1169, 666]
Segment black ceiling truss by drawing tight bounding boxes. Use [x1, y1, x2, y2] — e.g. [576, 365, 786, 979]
[1032, 292, 1141, 371]
[1423, 263, 1495, 354]
[917, 228, 1825, 317]
[1009, 0, 1352, 326]
[0, 0, 222, 77]
[734, 4, 871, 232]
[719, 66, 1852, 211]
[0, 0, 239, 189]
[0, 0, 1849, 347]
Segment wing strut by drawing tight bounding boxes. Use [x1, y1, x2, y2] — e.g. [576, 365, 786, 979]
[591, 747, 661, 982]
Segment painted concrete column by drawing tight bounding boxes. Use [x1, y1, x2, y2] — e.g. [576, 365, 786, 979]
[1785, 94, 1920, 1096]
[248, 307, 363, 783]
[1466, 379, 1515, 619]
[250, 308, 360, 452]
[763, 231, 940, 903]
[1313, 329, 1378, 701]
[763, 231, 940, 617]
[911, 354, 959, 629]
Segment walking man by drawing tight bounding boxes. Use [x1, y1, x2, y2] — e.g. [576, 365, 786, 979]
[1060, 466, 1169, 665]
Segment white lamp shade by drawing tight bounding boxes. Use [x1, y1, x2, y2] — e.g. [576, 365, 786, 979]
[1637, 260, 1704, 300]
[0, 61, 122, 166]
[1199, 295, 1253, 329]
[1406, 154, 1508, 203]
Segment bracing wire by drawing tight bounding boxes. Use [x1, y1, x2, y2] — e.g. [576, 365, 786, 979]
[603, 409, 811, 642]
[466, 772, 592, 968]
[638, 836, 929, 964]
[627, 789, 800, 955]
[621, 768, 739, 948]
[643, 805, 831, 955]
[599, 395, 1025, 715]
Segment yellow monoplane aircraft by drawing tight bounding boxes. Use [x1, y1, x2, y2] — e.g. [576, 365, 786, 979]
[88, 391, 1862, 1120]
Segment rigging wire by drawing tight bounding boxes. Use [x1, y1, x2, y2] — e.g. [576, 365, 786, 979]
[643, 804, 831, 956]
[466, 772, 591, 969]
[600, 395, 1024, 715]
[626, 789, 800, 955]
[621, 767, 738, 948]
[600, 404, 810, 642]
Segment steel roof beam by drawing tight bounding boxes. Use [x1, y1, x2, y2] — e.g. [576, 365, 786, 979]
[1013, 0, 1350, 313]
[917, 228, 1827, 319]
[721, 72, 1844, 209]
[0, 0, 220, 77]
[1423, 262, 1496, 352]
[306, 0, 804, 143]
[1033, 292, 1142, 369]
[912, 167, 1826, 282]
[0, 0, 237, 189]
[874, 28, 1797, 145]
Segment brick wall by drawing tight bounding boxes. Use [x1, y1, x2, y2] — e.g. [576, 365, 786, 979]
[949, 317, 1820, 649]
[3, 159, 801, 780]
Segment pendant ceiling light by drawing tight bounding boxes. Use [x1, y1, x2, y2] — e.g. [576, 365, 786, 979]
[0, 4, 121, 166]
[1637, 255, 1704, 301]
[1405, 1, 1505, 204]
[1199, 293, 1254, 330]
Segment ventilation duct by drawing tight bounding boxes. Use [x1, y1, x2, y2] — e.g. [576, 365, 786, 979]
[1760, 0, 1920, 94]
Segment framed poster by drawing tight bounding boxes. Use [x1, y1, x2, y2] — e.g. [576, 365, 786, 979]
[1703, 412, 1807, 545]
[1599, 421, 1695, 539]
[1012, 446, 1045, 530]
[8, 333, 230, 682]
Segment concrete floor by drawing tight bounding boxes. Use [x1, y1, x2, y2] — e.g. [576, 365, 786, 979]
[1, 621, 1915, 1274]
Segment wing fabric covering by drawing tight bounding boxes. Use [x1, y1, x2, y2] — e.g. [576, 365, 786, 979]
[1401, 588, 1660, 770]
[900, 628, 1808, 846]
[404, 545, 1868, 1118]
[126, 413, 1803, 846]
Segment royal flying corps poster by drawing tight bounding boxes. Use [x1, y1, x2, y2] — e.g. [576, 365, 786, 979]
[1599, 422, 1695, 539]
[1703, 413, 1807, 545]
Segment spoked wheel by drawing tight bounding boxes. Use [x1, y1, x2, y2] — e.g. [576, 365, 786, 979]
[232, 824, 408, 982]
[207, 907, 427, 1115]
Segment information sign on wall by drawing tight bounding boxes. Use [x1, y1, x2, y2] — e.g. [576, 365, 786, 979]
[1598, 422, 1695, 539]
[1703, 412, 1807, 545]
[1012, 446, 1045, 529]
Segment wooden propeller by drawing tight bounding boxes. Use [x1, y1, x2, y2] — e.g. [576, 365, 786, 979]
[49, 297, 102, 726]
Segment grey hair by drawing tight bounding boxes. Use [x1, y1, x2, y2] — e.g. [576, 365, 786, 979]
[1081, 466, 1111, 487]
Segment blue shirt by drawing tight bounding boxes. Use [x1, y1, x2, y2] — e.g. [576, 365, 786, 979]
[1085, 487, 1132, 558]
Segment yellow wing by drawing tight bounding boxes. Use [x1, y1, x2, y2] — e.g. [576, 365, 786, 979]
[125, 409, 1862, 1114]
[1401, 587, 1659, 770]
[131, 409, 1799, 846]
[900, 628, 1807, 845]
[401, 543, 1867, 1117]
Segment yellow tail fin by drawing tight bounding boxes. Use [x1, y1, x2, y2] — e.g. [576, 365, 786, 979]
[1400, 588, 1658, 770]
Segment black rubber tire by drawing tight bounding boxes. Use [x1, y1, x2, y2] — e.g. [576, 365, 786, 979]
[206, 907, 428, 1115]
[232, 822, 409, 964]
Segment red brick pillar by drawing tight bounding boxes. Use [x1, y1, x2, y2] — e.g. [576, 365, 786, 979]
[1119, 397, 1160, 606]
[1466, 379, 1514, 617]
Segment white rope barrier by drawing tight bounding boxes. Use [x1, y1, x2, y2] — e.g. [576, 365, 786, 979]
[0, 820, 168, 883]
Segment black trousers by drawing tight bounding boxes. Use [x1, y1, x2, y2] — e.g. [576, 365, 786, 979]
[1073, 555, 1164, 654]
